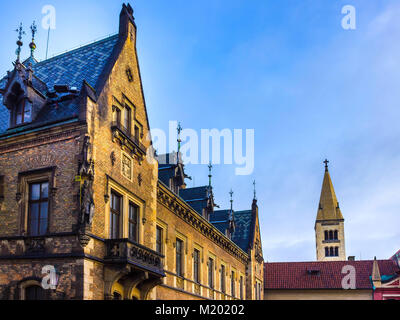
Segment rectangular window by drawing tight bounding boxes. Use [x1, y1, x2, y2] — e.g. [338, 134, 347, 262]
[134, 125, 140, 142]
[110, 191, 121, 239]
[28, 182, 49, 236]
[220, 265, 226, 293]
[193, 249, 200, 284]
[113, 106, 121, 124]
[176, 238, 184, 277]
[231, 271, 235, 298]
[123, 106, 131, 134]
[239, 276, 244, 300]
[208, 258, 214, 289]
[156, 226, 163, 254]
[128, 202, 139, 242]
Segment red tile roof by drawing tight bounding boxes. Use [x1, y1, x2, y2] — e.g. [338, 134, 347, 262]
[264, 260, 399, 290]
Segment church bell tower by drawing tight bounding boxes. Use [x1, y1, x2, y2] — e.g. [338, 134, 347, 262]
[315, 160, 346, 261]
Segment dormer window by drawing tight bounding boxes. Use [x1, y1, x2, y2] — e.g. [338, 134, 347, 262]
[15, 99, 32, 125]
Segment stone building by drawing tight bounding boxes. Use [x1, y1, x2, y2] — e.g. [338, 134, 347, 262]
[0, 3, 263, 300]
[315, 160, 346, 261]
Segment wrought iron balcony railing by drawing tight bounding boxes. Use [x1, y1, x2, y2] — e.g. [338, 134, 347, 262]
[105, 239, 165, 276]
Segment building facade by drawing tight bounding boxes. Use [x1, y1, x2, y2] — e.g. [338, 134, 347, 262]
[0, 3, 263, 300]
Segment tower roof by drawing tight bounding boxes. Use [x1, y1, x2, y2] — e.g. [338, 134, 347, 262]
[316, 164, 344, 221]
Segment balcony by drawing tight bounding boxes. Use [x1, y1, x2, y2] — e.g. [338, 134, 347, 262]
[111, 121, 146, 157]
[104, 239, 165, 277]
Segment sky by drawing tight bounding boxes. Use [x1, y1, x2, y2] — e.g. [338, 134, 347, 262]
[0, 0, 399, 262]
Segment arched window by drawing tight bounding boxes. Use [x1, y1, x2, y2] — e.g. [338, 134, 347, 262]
[25, 285, 45, 300]
[324, 231, 328, 241]
[335, 247, 339, 256]
[329, 230, 333, 240]
[325, 247, 329, 257]
[334, 230, 338, 240]
[329, 247, 334, 257]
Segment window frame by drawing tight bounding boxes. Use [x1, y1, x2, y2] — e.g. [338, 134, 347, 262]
[208, 257, 215, 289]
[156, 225, 163, 254]
[193, 248, 201, 284]
[176, 238, 184, 278]
[28, 181, 49, 236]
[128, 201, 139, 243]
[110, 191, 122, 239]
[220, 264, 226, 294]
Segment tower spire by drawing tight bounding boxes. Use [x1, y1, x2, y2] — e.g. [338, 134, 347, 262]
[15, 22, 25, 63]
[29, 21, 37, 59]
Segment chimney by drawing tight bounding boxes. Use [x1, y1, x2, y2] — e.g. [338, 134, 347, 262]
[119, 3, 136, 39]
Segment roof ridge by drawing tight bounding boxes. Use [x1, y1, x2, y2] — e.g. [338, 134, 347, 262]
[34, 33, 119, 66]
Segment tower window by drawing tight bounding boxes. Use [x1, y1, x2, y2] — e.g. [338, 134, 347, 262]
[334, 230, 338, 240]
[324, 231, 328, 241]
[335, 247, 339, 256]
[325, 247, 329, 257]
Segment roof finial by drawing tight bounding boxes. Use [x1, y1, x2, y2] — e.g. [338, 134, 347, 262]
[177, 122, 182, 153]
[29, 21, 37, 58]
[253, 180, 257, 201]
[323, 159, 329, 172]
[15, 22, 25, 63]
[229, 189, 234, 210]
[208, 162, 212, 188]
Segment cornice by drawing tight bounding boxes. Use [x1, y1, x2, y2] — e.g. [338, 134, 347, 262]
[157, 182, 248, 264]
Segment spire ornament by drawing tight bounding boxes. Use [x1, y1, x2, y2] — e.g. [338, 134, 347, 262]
[229, 189, 234, 211]
[323, 159, 329, 172]
[177, 122, 182, 153]
[29, 21, 37, 58]
[208, 162, 213, 188]
[15, 23, 25, 63]
[253, 180, 257, 201]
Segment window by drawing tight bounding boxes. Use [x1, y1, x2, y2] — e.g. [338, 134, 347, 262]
[193, 249, 200, 284]
[176, 239, 184, 277]
[156, 226, 163, 254]
[28, 182, 49, 236]
[329, 247, 334, 257]
[325, 247, 329, 257]
[239, 276, 244, 300]
[16, 99, 32, 125]
[324, 231, 328, 241]
[208, 258, 214, 289]
[128, 202, 139, 242]
[335, 247, 339, 257]
[220, 265, 226, 293]
[110, 192, 122, 239]
[231, 271, 235, 297]
[334, 230, 338, 240]
[113, 106, 121, 124]
[134, 125, 140, 142]
[123, 105, 131, 133]
[329, 230, 333, 240]
[25, 285, 45, 300]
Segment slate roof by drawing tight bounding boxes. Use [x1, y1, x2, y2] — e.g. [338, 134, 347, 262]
[232, 210, 253, 252]
[179, 186, 210, 215]
[264, 260, 400, 290]
[210, 210, 231, 235]
[31, 34, 119, 91]
[0, 34, 119, 136]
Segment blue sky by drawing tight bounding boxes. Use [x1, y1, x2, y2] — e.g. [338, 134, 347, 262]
[1, 0, 399, 262]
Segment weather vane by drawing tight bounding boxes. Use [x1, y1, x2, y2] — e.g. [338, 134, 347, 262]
[253, 180, 257, 200]
[15, 23, 25, 63]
